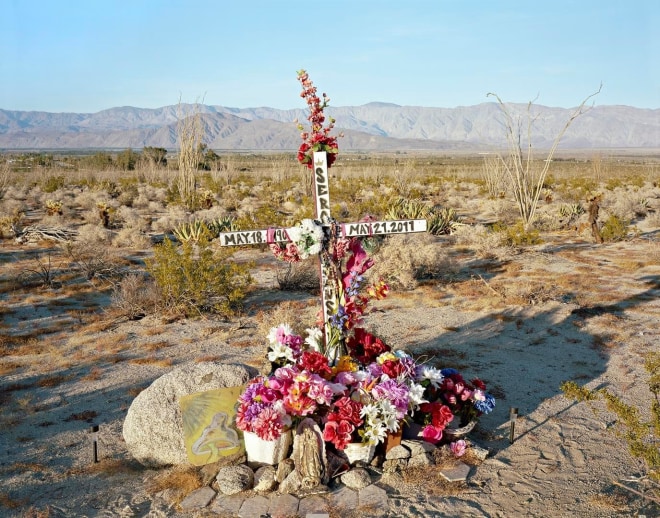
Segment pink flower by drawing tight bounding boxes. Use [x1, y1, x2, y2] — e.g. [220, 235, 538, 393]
[421, 424, 443, 444]
[252, 407, 283, 441]
[450, 440, 467, 457]
[322, 419, 354, 450]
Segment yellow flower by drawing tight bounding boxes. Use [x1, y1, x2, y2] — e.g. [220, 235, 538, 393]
[332, 355, 358, 376]
[377, 352, 396, 364]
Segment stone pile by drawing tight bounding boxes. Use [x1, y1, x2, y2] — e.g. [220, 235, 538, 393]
[163, 438, 488, 517]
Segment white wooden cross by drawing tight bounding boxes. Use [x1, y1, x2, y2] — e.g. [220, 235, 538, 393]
[218, 152, 427, 361]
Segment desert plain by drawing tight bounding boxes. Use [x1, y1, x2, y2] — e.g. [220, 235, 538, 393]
[0, 152, 659, 517]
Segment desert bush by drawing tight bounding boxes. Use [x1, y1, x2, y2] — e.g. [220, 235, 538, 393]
[451, 224, 508, 258]
[488, 86, 600, 229]
[605, 189, 651, 221]
[41, 175, 66, 193]
[115, 206, 149, 232]
[600, 215, 631, 242]
[133, 184, 167, 209]
[0, 161, 10, 201]
[18, 252, 59, 289]
[492, 220, 542, 247]
[276, 261, 319, 291]
[480, 155, 508, 198]
[369, 233, 448, 290]
[145, 237, 252, 317]
[561, 351, 660, 486]
[112, 227, 152, 249]
[152, 208, 189, 234]
[111, 273, 161, 319]
[64, 228, 119, 280]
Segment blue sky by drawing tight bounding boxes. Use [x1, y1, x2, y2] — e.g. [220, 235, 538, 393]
[2, 0, 658, 113]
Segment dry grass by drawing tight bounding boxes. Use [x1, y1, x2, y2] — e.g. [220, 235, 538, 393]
[35, 374, 73, 388]
[143, 340, 170, 352]
[146, 465, 203, 506]
[128, 357, 174, 367]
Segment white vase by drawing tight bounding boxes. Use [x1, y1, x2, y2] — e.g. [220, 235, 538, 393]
[343, 442, 376, 464]
[243, 429, 292, 465]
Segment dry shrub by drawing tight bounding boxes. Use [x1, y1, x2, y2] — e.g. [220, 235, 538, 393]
[254, 300, 316, 339]
[369, 234, 450, 290]
[152, 207, 189, 233]
[276, 260, 319, 291]
[111, 227, 151, 249]
[134, 184, 167, 208]
[65, 227, 122, 280]
[450, 224, 506, 258]
[146, 465, 203, 502]
[115, 206, 149, 231]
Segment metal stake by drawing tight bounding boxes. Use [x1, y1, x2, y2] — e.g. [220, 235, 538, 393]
[90, 424, 99, 463]
[509, 407, 518, 444]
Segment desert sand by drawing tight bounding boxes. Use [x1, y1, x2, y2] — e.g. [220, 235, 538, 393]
[1, 229, 659, 517]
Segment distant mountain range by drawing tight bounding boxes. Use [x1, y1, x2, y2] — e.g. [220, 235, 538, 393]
[0, 102, 658, 151]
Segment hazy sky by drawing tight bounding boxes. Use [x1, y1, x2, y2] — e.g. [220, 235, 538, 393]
[2, 0, 659, 113]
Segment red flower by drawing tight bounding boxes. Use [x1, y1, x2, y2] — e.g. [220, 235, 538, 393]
[322, 419, 354, 450]
[298, 351, 332, 379]
[381, 359, 406, 378]
[471, 378, 487, 391]
[296, 70, 341, 169]
[330, 396, 363, 427]
[346, 327, 390, 365]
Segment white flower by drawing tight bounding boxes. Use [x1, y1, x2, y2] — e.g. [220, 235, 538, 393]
[363, 422, 387, 444]
[408, 382, 428, 410]
[360, 403, 380, 421]
[267, 323, 293, 346]
[304, 327, 323, 352]
[416, 365, 444, 388]
[267, 342, 294, 363]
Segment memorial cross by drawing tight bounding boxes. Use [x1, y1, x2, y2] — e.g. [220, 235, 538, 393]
[218, 152, 427, 361]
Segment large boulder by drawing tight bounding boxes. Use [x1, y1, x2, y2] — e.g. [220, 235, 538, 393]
[123, 361, 257, 467]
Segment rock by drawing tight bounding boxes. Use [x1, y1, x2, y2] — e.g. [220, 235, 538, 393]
[297, 494, 329, 516]
[253, 465, 277, 493]
[269, 493, 299, 517]
[385, 445, 410, 460]
[329, 486, 358, 511]
[238, 494, 270, 517]
[401, 439, 435, 456]
[216, 465, 254, 495]
[358, 484, 388, 514]
[122, 361, 257, 467]
[179, 486, 216, 510]
[210, 493, 245, 515]
[279, 468, 302, 494]
[408, 452, 434, 467]
[199, 452, 247, 485]
[440, 461, 471, 482]
[275, 458, 295, 483]
[382, 458, 408, 473]
[468, 442, 489, 461]
[341, 468, 372, 489]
